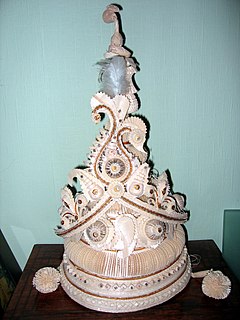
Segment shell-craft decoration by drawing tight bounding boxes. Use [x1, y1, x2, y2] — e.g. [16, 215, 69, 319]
[52, 4, 192, 313]
[31, 5, 232, 310]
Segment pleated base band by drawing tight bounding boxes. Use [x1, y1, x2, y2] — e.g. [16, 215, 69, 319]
[60, 247, 191, 313]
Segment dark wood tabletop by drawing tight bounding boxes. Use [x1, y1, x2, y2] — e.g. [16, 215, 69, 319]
[3, 240, 240, 320]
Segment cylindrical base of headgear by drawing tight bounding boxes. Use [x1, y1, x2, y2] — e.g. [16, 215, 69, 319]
[60, 247, 191, 313]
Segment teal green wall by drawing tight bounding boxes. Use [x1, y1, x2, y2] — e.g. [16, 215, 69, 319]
[1, 0, 240, 269]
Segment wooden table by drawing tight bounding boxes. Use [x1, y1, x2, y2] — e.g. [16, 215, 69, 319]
[4, 240, 240, 319]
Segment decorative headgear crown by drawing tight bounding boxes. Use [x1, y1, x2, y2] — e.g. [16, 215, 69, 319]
[33, 5, 230, 313]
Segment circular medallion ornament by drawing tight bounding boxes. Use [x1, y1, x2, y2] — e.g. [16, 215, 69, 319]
[107, 181, 125, 198]
[129, 129, 145, 147]
[75, 193, 88, 208]
[101, 156, 130, 183]
[85, 220, 107, 244]
[129, 182, 144, 197]
[145, 219, 166, 242]
[84, 219, 114, 248]
[89, 185, 104, 200]
[105, 158, 126, 179]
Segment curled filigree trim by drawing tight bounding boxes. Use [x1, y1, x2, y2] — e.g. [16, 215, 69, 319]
[33, 267, 60, 293]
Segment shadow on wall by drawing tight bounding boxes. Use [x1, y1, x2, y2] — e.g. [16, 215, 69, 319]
[0, 230, 22, 316]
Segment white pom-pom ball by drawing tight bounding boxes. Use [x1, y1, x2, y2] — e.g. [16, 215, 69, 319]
[33, 267, 61, 294]
[202, 270, 231, 299]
